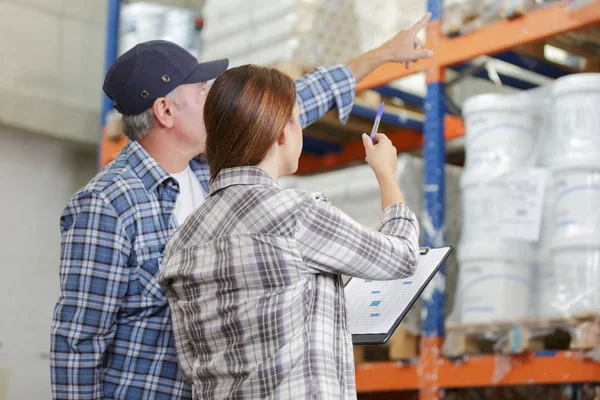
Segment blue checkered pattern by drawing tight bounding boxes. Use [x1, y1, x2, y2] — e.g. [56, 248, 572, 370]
[50, 65, 355, 400]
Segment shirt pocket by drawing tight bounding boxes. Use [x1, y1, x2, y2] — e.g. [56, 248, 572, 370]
[135, 244, 167, 301]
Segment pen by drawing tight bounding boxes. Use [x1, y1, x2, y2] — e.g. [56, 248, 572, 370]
[370, 102, 385, 142]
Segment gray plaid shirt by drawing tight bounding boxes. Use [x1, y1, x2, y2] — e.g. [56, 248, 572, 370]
[159, 167, 420, 399]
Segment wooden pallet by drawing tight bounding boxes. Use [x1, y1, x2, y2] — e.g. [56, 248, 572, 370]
[569, 313, 600, 350]
[443, 314, 600, 357]
[353, 328, 419, 364]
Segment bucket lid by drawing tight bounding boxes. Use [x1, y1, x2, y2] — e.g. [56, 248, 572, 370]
[457, 240, 535, 262]
[550, 156, 600, 173]
[550, 233, 600, 251]
[463, 92, 533, 115]
[552, 73, 600, 97]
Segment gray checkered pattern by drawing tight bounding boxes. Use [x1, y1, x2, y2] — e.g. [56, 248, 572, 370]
[159, 167, 420, 399]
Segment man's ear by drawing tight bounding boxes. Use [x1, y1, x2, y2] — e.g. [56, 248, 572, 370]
[152, 97, 175, 129]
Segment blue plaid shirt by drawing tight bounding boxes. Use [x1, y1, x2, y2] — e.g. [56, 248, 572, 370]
[50, 65, 355, 400]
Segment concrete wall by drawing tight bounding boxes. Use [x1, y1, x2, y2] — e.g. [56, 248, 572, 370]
[0, 1, 107, 398]
[0, 0, 108, 146]
[0, 126, 97, 400]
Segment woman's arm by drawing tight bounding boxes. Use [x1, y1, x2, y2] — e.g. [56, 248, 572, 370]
[295, 194, 419, 280]
[295, 133, 419, 280]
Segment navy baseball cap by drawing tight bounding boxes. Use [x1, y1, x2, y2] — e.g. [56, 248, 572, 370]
[103, 40, 228, 115]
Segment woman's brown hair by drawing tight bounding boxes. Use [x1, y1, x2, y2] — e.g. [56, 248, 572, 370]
[203, 64, 297, 182]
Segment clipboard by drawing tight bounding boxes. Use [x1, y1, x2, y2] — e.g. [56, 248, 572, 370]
[344, 246, 453, 345]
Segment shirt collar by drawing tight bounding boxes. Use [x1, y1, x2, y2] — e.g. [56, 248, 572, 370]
[125, 140, 212, 193]
[125, 140, 171, 192]
[209, 166, 279, 194]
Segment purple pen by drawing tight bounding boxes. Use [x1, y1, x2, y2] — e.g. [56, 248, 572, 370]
[370, 102, 385, 142]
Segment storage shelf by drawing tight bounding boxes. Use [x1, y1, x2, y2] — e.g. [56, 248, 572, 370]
[356, 351, 600, 393]
[296, 114, 463, 175]
[356, 0, 600, 91]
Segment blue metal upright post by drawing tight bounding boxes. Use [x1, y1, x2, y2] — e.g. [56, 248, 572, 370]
[422, 0, 446, 343]
[419, 1, 446, 399]
[99, 0, 121, 170]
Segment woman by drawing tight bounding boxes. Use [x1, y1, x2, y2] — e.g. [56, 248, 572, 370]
[159, 65, 420, 399]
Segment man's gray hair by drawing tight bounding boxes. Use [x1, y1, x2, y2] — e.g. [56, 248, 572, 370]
[120, 86, 186, 141]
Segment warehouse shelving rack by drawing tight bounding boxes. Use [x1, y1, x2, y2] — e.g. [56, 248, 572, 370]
[99, 1, 600, 399]
[351, 1, 600, 399]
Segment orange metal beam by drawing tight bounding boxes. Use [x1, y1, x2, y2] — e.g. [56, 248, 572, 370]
[355, 361, 420, 392]
[439, 352, 600, 388]
[356, 0, 600, 91]
[356, 351, 600, 393]
[296, 115, 464, 175]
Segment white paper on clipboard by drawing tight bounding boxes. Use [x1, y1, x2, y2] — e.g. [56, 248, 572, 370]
[344, 247, 452, 336]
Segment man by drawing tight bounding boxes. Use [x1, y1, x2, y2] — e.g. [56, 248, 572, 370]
[50, 14, 432, 400]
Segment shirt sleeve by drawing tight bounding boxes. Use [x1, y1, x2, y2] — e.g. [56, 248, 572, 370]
[295, 193, 420, 280]
[50, 191, 130, 400]
[295, 65, 356, 128]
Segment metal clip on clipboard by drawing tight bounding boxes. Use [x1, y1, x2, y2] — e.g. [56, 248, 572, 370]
[420, 247, 430, 255]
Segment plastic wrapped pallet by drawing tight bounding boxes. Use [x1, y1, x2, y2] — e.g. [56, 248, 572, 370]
[447, 89, 544, 330]
[546, 73, 600, 319]
[442, 0, 536, 35]
[200, 0, 429, 69]
[445, 77, 600, 357]
[199, 0, 362, 68]
[119, 2, 201, 56]
[353, 0, 425, 54]
[280, 154, 463, 335]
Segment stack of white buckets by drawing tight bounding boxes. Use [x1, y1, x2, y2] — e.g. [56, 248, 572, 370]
[457, 91, 538, 325]
[545, 73, 600, 319]
[457, 73, 600, 325]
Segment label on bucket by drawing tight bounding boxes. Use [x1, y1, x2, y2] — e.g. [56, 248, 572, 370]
[500, 168, 549, 241]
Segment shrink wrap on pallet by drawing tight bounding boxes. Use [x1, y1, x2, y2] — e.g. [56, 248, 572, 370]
[200, 0, 424, 68]
[446, 76, 600, 356]
[546, 74, 600, 320]
[119, 2, 201, 56]
[442, 0, 537, 35]
[200, 0, 361, 68]
[448, 89, 544, 329]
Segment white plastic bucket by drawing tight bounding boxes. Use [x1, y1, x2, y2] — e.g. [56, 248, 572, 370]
[459, 170, 505, 243]
[533, 247, 560, 319]
[462, 93, 537, 174]
[550, 157, 600, 238]
[525, 85, 554, 167]
[457, 241, 535, 324]
[549, 235, 600, 317]
[538, 183, 554, 248]
[552, 73, 600, 159]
